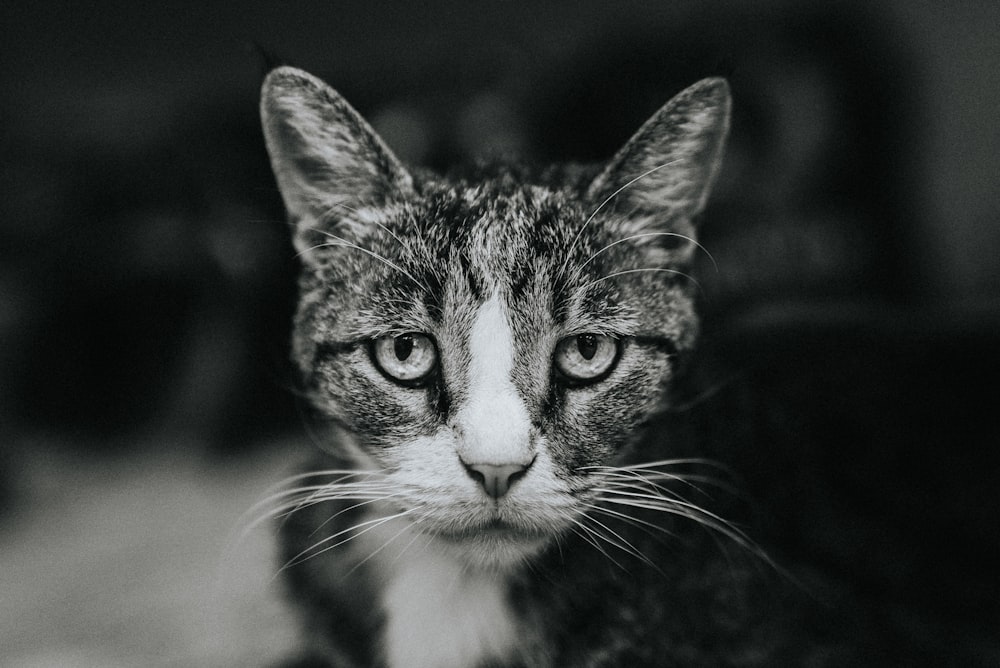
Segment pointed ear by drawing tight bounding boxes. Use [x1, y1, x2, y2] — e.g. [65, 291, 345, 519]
[260, 66, 414, 256]
[587, 78, 731, 242]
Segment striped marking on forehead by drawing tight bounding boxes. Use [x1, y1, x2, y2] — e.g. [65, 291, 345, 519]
[458, 186, 553, 297]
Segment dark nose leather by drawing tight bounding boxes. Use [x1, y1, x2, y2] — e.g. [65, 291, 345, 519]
[462, 460, 533, 499]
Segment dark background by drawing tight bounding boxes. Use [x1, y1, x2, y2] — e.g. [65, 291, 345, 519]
[1, 1, 998, 665]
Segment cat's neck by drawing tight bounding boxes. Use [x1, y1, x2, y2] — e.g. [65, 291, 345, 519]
[358, 513, 521, 668]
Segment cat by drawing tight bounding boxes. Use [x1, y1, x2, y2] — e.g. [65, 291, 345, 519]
[258, 65, 832, 668]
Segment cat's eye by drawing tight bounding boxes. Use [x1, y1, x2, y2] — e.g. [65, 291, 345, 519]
[372, 333, 437, 384]
[553, 334, 620, 383]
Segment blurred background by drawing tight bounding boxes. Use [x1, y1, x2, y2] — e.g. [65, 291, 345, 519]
[1, 0, 998, 666]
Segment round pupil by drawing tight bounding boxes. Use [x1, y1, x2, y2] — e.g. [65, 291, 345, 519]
[394, 335, 414, 361]
[576, 334, 598, 360]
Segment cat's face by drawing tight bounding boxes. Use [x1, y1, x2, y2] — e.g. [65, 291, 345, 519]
[262, 67, 730, 569]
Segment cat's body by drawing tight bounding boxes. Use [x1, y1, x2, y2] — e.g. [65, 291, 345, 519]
[278, 432, 818, 668]
[260, 66, 830, 667]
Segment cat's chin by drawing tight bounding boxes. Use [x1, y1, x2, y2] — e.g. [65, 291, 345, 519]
[427, 524, 552, 571]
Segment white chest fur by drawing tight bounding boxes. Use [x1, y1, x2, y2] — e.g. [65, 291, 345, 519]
[380, 544, 518, 668]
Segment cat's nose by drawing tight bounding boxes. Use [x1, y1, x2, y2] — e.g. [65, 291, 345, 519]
[461, 458, 535, 500]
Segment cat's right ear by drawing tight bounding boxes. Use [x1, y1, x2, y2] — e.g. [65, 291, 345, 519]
[586, 78, 731, 251]
[260, 66, 414, 259]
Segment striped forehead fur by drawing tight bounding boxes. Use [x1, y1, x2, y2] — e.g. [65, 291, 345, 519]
[292, 174, 702, 416]
[303, 171, 695, 299]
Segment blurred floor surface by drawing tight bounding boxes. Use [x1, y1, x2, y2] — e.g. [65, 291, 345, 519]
[0, 440, 302, 667]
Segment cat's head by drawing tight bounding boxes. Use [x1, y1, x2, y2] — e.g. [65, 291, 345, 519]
[261, 66, 729, 569]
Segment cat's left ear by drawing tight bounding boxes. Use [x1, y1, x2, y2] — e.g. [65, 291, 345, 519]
[260, 66, 415, 257]
[587, 78, 731, 242]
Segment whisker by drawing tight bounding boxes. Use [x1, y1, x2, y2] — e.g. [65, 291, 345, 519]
[589, 457, 732, 473]
[302, 230, 431, 293]
[596, 495, 760, 557]
[582, 502, 678, 545]
[385, 524, 433, 570]
[579, 510, 657, 570]
[344, 514, 419, 577]
[239, 485, 354, 529]
[369, 219, 408, 252]
[316, 199, 363, 218]
[582, 460, 732, 491]
[587, 468, 710, 498]
[255, 469, 383, 501]
[665, 373, 742, 413]
[244, 475, 396, 514]
[560, 159, 684, 282]
[596, 489, 734, 525]
[247, 480, 393, 517]
[305, 492, 408, 537]
[279, 508, 418, 573]
[552, 507, 617, 565]
[236, 489, 398, 546]
[578, 232, 719, 274]
[231, 471, 394, 542]
[585, 462, 753, 549]
[565, 515, 627, 571]
[577, 267, 702, 294]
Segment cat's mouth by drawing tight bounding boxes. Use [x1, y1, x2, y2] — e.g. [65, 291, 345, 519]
[421, 516, 556, 569]
[431, 518, 550, 544]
